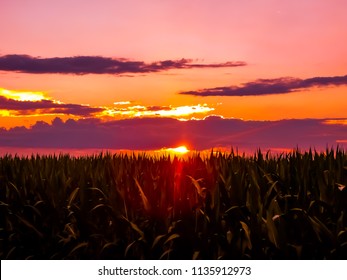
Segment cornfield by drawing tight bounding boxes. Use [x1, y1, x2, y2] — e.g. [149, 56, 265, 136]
[1, 148, 347, 259]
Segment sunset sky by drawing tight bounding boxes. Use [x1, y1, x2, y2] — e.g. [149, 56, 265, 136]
[1, 0, 346, 153]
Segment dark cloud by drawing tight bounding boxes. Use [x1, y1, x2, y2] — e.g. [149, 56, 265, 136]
[180, 75, 347, 96]
[0, 116, 345, 151]
[0, 55, 246, 75]
[0, 96, 103, 117]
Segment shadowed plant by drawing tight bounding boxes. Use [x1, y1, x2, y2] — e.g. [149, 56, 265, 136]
[0, 149, 347, 259]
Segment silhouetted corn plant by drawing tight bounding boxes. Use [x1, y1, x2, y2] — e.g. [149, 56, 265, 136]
[1, 149, 347, 259]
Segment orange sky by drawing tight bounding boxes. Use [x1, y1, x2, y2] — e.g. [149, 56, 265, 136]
[0, 0, 346, 151]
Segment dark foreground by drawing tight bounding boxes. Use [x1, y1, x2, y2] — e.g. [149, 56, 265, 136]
[1, 149, 347, 259]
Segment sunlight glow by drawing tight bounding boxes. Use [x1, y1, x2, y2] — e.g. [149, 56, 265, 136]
[0, 110, 10, 117]
[0, 88, 48, 102]
[149, 104, 213, 117]
[1, 87, 216, 126]
[102, 103, 214, 118]
[114, 101, 131, 105]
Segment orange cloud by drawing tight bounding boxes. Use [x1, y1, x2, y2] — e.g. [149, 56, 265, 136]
[100, 103, 214, 119]
[0, 88, 48, 102]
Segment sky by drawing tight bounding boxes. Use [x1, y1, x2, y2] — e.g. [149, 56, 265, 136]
[0, 0, 346, 153]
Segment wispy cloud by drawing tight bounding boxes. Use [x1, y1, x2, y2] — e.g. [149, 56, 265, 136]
[0, 116, 345, 151]
[113, 101, 131, 105]
[0, 55, 246, 75]
[180, 74, 347, 96]
[103, 103, 214, 118]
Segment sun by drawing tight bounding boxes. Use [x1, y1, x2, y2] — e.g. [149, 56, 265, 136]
[171, 145, 189, 154]
[163, 145, 189, 154]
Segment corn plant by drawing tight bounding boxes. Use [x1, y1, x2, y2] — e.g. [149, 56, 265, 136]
[0, 149, 346, 259]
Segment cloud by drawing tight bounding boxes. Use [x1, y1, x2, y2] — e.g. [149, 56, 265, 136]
[0, 96, 103, 117]
[180, 74, 347, 96]
[0, 54, 246, 75]
[0, 116, 345, 151]
[104, 104, 214, 118]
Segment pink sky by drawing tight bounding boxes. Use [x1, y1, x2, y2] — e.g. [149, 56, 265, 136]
[0, 0, 346, 152]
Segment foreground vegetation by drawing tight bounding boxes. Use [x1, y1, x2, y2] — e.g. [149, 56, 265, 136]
[1, 149, 347, 259]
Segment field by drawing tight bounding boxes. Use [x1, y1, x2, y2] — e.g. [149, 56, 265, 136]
[1, 149, 347, 259]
